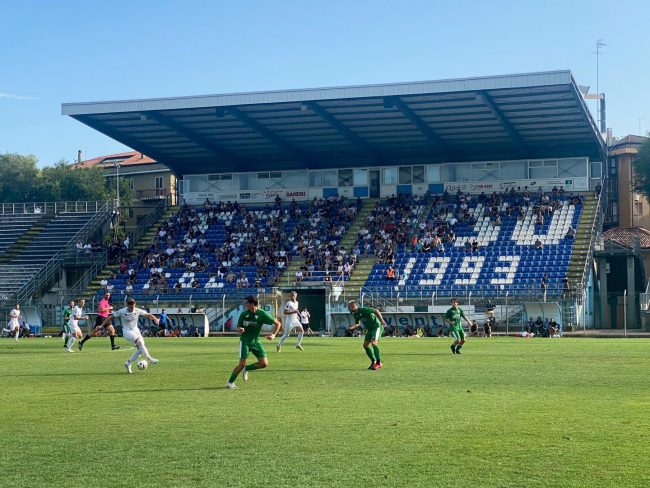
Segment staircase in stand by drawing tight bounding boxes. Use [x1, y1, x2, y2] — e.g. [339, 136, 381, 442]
[566, 193, 597, 287]
[82, 205, 178, 300]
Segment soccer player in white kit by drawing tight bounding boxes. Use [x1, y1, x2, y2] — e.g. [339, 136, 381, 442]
[99, 298, 159, 373]
[65, 299, 87, 352]
[276, 291, 304, 352]
[3, 304, 21, 341]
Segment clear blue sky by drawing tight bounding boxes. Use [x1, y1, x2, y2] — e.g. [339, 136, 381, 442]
[2, 0, 649, 166]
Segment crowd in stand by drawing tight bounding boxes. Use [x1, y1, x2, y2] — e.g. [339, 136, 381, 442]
[353, 193, 430, 266]
[99, 184, 584, 297]
[406, 185, 581, 258]
[104, 196, 362, 295]
[290, 196, 362, 284]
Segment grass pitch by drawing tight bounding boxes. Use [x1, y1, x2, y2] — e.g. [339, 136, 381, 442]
[1, 336, 648, 488]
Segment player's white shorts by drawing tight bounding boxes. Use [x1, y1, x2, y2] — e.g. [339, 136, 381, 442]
[71, 325, 82, 336]
[123, 328, 143, 345]
[7, 320, 19, 331]
[284, 322, 302, 334]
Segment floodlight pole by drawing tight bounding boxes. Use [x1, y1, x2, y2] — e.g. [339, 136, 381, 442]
[115, 162, 121, 212]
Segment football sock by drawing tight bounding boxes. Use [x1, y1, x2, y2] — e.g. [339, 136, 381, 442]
[66, 336, 75, 350]
[245, 364, 260, 372]
[296, 332, 304, 347]
[372, 345, 381, 363]
[110, 335, 116, 348]
[456, 344, 463, 352]
[14, 329, 19, 340]
[128, 349, 141, 364]
[364, 346, 375, 362]
[80, 335, 90, 345]
[277, 331, 289, 347]
[63, 333, 68, 345]
[228, 371, 239, 383]
[138, 341, 154, 361]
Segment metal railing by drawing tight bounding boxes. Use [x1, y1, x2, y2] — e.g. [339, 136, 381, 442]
[0, 201, 109, 215]
[360, 283, 585, 304]
[14, 200, 115, 302]
[127, 199, 167, 247]
[283, 269, 347, 287]
[640, 279, 650, 312]
[135, 188, 168, 200]
[577, 191, 605, 288]
[62, 251, 108, 303]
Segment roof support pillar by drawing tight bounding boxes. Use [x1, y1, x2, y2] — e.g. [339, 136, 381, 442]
[302, 101, 382, 163]
[475, 91, 527, 156]
[384, 97, 450, 160]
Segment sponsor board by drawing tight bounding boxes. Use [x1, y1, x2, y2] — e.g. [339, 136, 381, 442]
[445, 177, 588, 194]
[183, 189, 309, 204]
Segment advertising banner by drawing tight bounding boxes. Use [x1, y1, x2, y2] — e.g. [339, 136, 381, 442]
[444, 177, 588, 194]
[183, 189, 309, 205]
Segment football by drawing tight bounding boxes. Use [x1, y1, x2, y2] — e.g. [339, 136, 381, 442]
[137, 360, 148, 370]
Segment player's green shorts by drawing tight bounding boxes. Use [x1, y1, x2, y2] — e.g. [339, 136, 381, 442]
[364, 325, 384, 342]
[450, 327, 465, 341]
[239, 340, 267, 360]
[63, 324, 71, 333]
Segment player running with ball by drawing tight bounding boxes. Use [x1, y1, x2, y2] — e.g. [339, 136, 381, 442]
[98, 298, 159, 373]
[346, 300, 387, 370]
[445, 298, 472, 354]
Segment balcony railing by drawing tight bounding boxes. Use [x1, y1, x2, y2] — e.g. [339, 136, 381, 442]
[135, 188, 167, 200]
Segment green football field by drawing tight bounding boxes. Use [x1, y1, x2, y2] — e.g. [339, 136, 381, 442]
[1, 336, 648, 488]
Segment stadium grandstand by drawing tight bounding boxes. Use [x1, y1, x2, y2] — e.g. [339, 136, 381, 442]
[2, 70, 611, 336]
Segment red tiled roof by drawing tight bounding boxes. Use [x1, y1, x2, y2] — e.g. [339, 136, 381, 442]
[603, 227, 650, 248]
[74, 151, 157, 169]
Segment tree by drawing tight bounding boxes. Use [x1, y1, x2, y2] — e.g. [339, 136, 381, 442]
[632, 138, 650, 200]
[38, 160, 114, 202]
[0, 153, 40, 202]
[0, 154, 133, 205]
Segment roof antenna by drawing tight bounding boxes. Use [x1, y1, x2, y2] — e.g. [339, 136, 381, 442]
[594, 39, 606, 132]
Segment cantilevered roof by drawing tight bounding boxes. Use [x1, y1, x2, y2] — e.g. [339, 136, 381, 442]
[63, 70, 606, 176]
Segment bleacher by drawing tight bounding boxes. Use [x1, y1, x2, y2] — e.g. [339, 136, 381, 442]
[101, 197, 361, 300]
[0, 203, 112, 302]
[9, 213, 98, 266]
[363, 192, 582, 298]
[0, 214, 45, 256]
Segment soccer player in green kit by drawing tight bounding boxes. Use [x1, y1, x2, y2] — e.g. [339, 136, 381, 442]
[445, 298, 472, 354]
[226, 296, 281, 389]
[346, 300, 388, 370]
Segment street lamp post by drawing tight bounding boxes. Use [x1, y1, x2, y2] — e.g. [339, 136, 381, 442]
[115, 162, 121, 211]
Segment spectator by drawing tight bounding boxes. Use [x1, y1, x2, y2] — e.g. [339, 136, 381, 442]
[483, 320, 492, 338]
[565, 226, 575, 239]
[386, 266, 396, 280]
[470, 320, 479, 336]
[562, 277, 570, 297]
[549, 318, 560, 338]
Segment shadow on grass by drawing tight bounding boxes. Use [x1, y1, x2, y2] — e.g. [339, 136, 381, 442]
[4, 372, 119, 377]
[92, 386, 226, 394]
